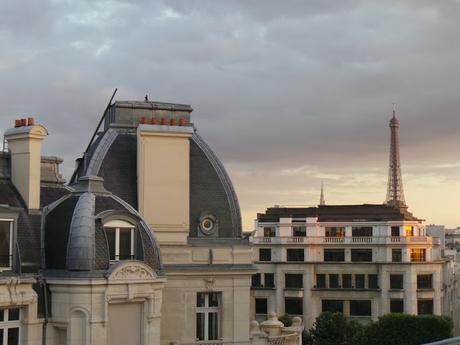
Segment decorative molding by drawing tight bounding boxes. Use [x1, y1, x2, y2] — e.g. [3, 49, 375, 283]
[204, 277, 216, 291]
[108, 262, 156, 281]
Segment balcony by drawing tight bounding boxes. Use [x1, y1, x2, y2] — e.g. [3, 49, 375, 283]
[252, 236, 437, 245]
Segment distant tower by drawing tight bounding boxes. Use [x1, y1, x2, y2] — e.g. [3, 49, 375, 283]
[319, 183, 326, 206]
[385, 105, 406, 208]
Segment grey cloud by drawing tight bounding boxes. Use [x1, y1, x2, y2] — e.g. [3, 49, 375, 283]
[0, 0, 459, 226]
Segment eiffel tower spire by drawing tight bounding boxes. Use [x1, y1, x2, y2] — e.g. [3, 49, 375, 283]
[385, 104, 406, 208]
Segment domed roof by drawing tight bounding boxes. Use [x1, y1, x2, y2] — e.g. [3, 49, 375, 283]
[43, 176, 162, 275]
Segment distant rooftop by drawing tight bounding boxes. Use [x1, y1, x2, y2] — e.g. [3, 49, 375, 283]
[257, 204, 421, 222]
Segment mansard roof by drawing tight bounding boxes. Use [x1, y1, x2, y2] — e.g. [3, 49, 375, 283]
[70, 100, 243, 239]
[257, 204, 421, 223]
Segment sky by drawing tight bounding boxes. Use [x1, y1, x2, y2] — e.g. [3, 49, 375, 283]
[0, 0, 459, 230]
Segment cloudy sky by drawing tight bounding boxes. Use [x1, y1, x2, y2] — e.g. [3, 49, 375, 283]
[1, 0, 459, 229]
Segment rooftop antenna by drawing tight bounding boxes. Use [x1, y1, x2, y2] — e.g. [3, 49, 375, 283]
[145, 94, 149, 102]
[69, 88, 118, 184]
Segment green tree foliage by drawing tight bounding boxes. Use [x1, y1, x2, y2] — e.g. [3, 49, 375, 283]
[302, 312, 364, 345]
[278, 313, 293, 327]
[303, 312, 452, 345]
[361, 313, 453, 345]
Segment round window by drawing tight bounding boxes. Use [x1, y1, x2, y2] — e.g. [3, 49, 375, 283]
[198, 214, 217, 236]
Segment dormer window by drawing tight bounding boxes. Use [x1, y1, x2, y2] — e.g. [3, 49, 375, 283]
[0, 219, 13, 270]
[104, 220, 135, 262]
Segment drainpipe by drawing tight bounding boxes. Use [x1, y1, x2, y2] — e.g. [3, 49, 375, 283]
[38, 272, 49, 345]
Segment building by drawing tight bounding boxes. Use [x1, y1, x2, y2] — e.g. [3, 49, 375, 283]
[249, 109, 455, 327]
[0, 99, 254, 345]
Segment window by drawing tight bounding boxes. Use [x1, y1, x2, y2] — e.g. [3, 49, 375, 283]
[355, 274, 365, 289]
[104, 220, 135, 261]
[0, 220, 13, 269]
[286, 249, 304, 262]
[418, 300, 433, 315]
[390, 274, 404, 290]
[251, 273, 261, 288]
[329, 274, 339, 288]
[285, 274, 303, 289]
[417, 274, 433, 289]
[392, 249, 402, 262]
[293, 226, 306, 237]
[390, 299, 404, 313]
[324, 249, 345, 262]
[255, 298, 267, 315]
[322, 300, 343, 313]
[285, 298, 303, 315]
[316, 274, 326, 288]
[265, 273, 275, 288]
[196, 293, 220, 341]
[325, 227, 345, 237]
[405, 226, 414, 237]
[352, 227, 373, 237]
[391, 226, 400, 237]
[351, 249, 372, 262]
[0, 308, 20, 345]
[342, 274, 352, 288]
[411, 248, 426, 262]
[259, 248, 271, 262]
[350, 300, 371, 316]
[368, 274, 378, 289]
[264, 227, 276, 237]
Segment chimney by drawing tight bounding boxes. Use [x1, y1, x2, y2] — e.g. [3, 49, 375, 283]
[4, 118, 48, 210]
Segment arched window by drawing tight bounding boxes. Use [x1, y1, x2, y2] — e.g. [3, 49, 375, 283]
[104, 220, 135, 262]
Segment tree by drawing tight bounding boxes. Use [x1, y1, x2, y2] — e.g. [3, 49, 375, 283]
[361, 313, 453, 345]
[278, 313, 293, 327]
[302, 312, 364, 345]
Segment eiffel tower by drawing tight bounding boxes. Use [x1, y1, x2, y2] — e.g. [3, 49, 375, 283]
[385, 105, 406, 208]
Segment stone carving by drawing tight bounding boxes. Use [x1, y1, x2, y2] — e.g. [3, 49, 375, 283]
[204, 277, 216, 291]
[111, 265, 155, 280]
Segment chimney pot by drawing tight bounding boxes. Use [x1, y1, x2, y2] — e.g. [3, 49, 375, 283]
[27, 117, 35, 126]
[160, 117, 167, 125]
[170, 118, 176, 126]
[151, 116, 158, 125]
[141, 116, 147, 124]
[15, 119, 21, 127]
[20, 118, 27, 127]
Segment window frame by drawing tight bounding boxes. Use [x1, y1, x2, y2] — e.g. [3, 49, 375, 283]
[104, 220, 136, 262]
[0, 308, 21, 345]
[285, 274, 303, 289]
[392, 248, 402, 262]
[0, 218, 14, 271]
[196, 292, 221, 341]
[417, 274, 433, 290]
[286, 248, 304, 262]
[390, 274, 404, 290]
[324, 249, 345, 262]
[284, 297, 303, 316]
[259, 248, 272, 262]
[410, 248, 426, 262]
[351, 248, 372, 262]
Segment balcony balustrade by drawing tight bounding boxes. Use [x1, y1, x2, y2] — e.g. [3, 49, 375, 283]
[252, 236, 437, 245]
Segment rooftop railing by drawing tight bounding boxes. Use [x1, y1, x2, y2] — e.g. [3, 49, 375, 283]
[252, 236, 437, 245]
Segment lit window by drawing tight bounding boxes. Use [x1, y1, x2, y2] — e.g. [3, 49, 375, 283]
[325, 227, 345, 237]
[410, 248, 426, 262]
[405, 226, 414, 237]
[0, 220, 13, 270]
[0, 308, 20, 345]
[104, 220, 135, 262]
[196, 293, 220, 341]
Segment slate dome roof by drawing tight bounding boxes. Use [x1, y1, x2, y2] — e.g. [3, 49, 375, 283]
[43, 176, 162, 275]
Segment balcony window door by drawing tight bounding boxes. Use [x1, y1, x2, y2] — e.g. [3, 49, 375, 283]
[325, 227, 345, 238]
[0, 220, 13, 270]
[196, 293, 220, 341]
